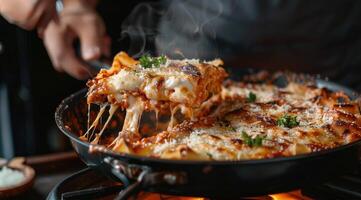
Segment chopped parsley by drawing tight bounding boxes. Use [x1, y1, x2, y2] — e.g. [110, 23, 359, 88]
[276, 114, 299, 128]
[247, 92, 257, 103]
[241, 131, 264, 147]
[139, 55, 167, 68]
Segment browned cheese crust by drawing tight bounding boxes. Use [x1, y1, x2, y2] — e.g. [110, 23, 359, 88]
[82, 52, 361, 160]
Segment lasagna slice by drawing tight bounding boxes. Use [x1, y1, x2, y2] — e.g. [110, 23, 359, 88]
[84, 52, 227, 150]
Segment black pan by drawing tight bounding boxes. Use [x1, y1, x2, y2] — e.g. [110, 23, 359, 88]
[55, 70, 361, 199]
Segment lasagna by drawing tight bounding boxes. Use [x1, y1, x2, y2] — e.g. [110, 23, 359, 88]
[84, 52, 227, 150]
[82, 52, 361, 160]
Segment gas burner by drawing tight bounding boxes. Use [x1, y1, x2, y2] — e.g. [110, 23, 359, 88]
[46, 168, 290, 200]
[46, 162, 361, 200]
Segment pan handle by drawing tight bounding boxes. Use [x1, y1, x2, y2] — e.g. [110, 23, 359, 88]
[103, 156, 188, 199]
[113, 181, 142, 200]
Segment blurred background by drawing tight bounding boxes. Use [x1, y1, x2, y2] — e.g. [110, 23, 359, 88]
[0, 1, 146, 158]
[1, 0, 361, 158]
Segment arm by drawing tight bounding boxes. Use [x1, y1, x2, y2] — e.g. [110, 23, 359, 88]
[0, 0, 110, 80]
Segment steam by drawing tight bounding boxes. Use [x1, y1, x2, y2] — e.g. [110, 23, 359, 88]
[120, 0, 224, 59]
[120, 2, 164, 58]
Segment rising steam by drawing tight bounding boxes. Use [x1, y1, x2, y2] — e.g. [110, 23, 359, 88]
[120, 2, 164, 58]
[120, 0, 224, 59]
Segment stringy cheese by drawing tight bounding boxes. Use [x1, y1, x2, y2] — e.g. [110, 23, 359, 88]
[83, 52, 361, 160]
[84, 52, 227, 151]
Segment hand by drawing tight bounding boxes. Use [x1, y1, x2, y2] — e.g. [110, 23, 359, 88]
[43, 1, 110, 79]
[0, 0, 56, 32]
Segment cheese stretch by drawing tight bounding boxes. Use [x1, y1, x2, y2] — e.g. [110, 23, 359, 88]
[81, 52, 361, 160]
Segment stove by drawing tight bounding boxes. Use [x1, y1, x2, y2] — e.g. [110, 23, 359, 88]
[45, 162, 361, 200]
[13, 152, 361, 200]
[46, 167, 304, 200]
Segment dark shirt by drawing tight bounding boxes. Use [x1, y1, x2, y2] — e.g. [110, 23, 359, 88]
[154, 0, 361, 91]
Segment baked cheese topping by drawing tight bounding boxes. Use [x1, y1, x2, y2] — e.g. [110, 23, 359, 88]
[82, 52, 361, 160]
[87, 52, 226, 106]
[124, 82, 360, 160]
[84, 52, 227, 149]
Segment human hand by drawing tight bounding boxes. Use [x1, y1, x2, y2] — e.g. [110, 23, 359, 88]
[43, 0, 110, 79]
[0, 0, 56, 32]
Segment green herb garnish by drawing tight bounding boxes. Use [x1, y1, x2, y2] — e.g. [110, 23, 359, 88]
[241, 131, 264, 147]
[139, 55, 167, 68]
[247, 92, 257, 103]
[276, 114, 299, 128]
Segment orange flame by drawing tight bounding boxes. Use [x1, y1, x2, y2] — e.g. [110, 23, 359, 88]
[270, 190, 312, 200]
[136, 190, 312, 200]
[136, 192, 207, 200]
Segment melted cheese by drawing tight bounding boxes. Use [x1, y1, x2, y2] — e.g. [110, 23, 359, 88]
[122, 96, 144, 133]
[108, 70, 143, 91]
[91, 104, 118, 145]
[81, 105, 107, 141]
[84, 52, 361, 160]
[164, 76, 195, 103]
[113, 82, 360, 160]
[86, 52, 227, 150]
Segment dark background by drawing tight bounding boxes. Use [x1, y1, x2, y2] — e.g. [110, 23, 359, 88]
[0, 1, 147, 157]
[0, 0, 360, 157]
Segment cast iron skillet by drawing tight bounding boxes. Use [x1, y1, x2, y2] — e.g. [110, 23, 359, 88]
[55, 69, 361, 199]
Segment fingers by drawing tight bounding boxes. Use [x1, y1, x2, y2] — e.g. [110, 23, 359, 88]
[43, 21, 91, 80]
[0, 0, 56, 30]
[67, 13, 104, 61]
[37, 2, 57, 38]
[25, 0, 55, 30]
[41, 3, 111, 79]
